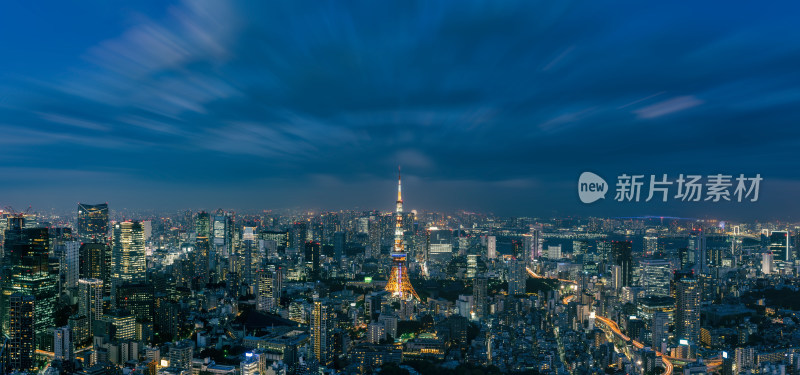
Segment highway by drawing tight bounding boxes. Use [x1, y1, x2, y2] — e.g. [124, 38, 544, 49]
[524, 266, 725, 375]
[526, 266, 673, 375]
[594, 316, 673, 375]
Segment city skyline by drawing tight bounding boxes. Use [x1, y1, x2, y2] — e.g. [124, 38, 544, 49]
[1, 1, 799, 219]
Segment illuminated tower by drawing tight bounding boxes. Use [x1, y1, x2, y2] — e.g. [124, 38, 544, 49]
[385, 168, 420, 301]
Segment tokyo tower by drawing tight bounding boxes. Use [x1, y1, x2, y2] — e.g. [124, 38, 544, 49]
[385, 168, 420, 301]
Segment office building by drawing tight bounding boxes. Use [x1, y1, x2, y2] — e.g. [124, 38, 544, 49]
[473, 276, 488, 318]
[77, 203, 109, 242]
[675, 273, 701, 343]
[111, 221, 146, 292]
[311, 301, 333, 366]
[612, 241, 633, 288]
[769, 231, 790, 262]
[8, 293, 35, 372]
[508, 260, 526, 296]
[638, 259, 672, 297]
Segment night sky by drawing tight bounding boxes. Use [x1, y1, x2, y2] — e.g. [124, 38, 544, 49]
[1, 1, 799, 220]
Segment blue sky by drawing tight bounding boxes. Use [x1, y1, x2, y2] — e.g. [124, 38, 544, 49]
[1, 1, 799, 219]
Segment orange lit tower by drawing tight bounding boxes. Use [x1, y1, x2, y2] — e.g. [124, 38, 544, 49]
[385, 168, 420, 301]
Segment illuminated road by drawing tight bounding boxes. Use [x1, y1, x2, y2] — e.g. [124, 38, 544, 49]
[526, 266, 673, 375]
[594, 316, 673, 375]
[526, 267, 577, 284]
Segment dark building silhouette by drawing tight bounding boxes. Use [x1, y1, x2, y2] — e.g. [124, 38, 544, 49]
[305, 242, 321, 281]
[612, 240, 633, 288]
[8, 293, 34, 373]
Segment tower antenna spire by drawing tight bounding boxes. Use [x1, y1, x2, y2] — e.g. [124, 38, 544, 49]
[397, 165, 402, 202]
[386, 166, 419, 301]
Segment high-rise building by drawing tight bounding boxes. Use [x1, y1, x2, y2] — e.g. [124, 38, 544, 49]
[473, 276, 488, 318]
[367, 219, 381, 259]
[769, 230, 790, 262]
[522, 229, 540, 267]
[487, 236, 497, 259]
[688, 231, 707, 273]
[193, 236, 210, 287]
[385, 170, 420, 301]
[212, 210, 233, 258]
[195, 211, 210, 238]
[78, 279, 104, 331]
[54, 326, 74, 361]
[111, 221, 146, 293]
[678, 248, 690, 270]
[706, 235, 730, 268]
[597, 239, 612, 264]
[304, 242, 321, 281]
[2, 222, 56, 350]
[426, 228, 453, 263]
[674, 273, 700, 343]
[762, 252, 774, 274]
[333, 232, 345, 260]
[77, 203, 109, 242]
[116, 283, 154, 322]
[68, 314, 89, 347]
[638, 259, 672, 297]
[80, 243, 111, 286]
[651, 311, 669, 352]
[508, 260, 526, 296]
[102, 310, 136, 341]
[612, 241, 633, 288]
[311, 301, 333, 366]
[256, 265, 282, 312]
[643, 235, 658, 255]
[8, 293, 35, 372]
[55, 240, 80, 292]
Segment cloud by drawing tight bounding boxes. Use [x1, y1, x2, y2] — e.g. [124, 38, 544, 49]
[634, 96, 704, 119]
[0, 0, 799, 218]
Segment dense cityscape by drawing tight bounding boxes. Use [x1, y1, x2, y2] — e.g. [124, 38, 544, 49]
[2, 1, 799, 375]
[0, 173, 797, 375]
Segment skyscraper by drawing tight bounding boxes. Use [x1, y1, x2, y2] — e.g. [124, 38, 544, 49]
[769, 230, 790, 262]
[256, 264, 282, 312]
[80, 243, 112, 294]
[638, 259, 672, 297]
[385, 169, 420, 301]
[473, 276, 488, 318]
[522, 229, 540, 267]
[675, 272, 700, 343]
[116, 283, 154, 322]
[487, 236, 497, 259]
[2, 221, 56, 350]
[311, 301, 333, 366]
[333, 232, 345, 260]
[508, 259, 526, 296]
[304, 241, 321, 281]
[77, 203, 109, 242]
[688, 231, 707, 273]
[651, 311, 669, 352]
[78, 278, 104, 337]
[55, 240, 80, 292]
[111, 221, 146, 294]
[612, 241, 633, 288]
[8, 293, 35, 372]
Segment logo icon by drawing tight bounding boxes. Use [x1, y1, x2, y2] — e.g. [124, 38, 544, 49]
[578, 172, 608, 203]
